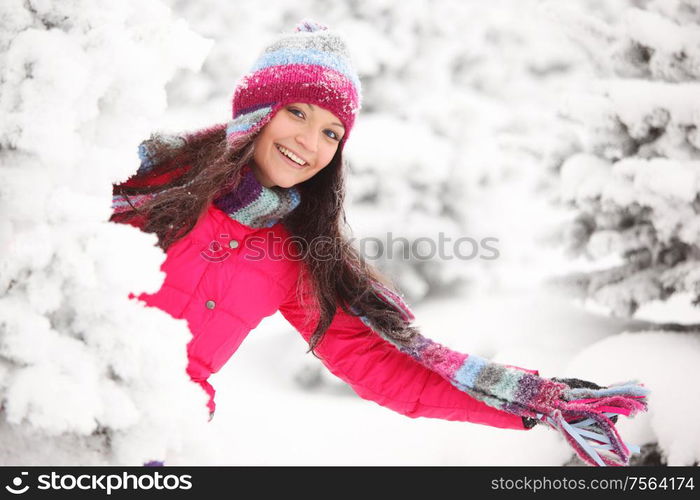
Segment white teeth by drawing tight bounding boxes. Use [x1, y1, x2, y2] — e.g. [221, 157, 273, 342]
[277, 145, 306, 166]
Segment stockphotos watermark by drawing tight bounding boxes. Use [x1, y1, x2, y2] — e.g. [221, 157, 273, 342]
[4, 470, 192, 495]
[199, 231, 500, 263]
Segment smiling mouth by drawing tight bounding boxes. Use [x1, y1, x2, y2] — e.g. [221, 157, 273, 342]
[275, 144, 308, 168]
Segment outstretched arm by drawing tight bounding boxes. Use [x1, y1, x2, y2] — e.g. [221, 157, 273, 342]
[277, 268, 538, 431]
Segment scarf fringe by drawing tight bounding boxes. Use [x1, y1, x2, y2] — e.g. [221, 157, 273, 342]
[542, 382, 650, 466]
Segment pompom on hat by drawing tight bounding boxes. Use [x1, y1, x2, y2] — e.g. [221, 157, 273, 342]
[226, 18, 362, 149]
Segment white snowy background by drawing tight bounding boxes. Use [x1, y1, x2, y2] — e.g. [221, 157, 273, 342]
[0, 0, 698, 466]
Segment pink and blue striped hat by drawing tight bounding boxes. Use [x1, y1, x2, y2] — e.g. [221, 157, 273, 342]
[226, 19, 362, 149]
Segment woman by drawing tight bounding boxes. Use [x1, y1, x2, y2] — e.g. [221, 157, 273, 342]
[111, 19, 649, 467]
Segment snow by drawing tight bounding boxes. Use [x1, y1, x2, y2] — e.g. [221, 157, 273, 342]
[1, 0, 699, 467]
[603, 80, 700, 132]
[624, 7, 700, 55]
[561, 154, 700, 245]
[568, 331, 700, 466]
[0, 0, 215, 465]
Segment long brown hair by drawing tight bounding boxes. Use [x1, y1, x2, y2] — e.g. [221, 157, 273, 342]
[111, 125, 419, 357]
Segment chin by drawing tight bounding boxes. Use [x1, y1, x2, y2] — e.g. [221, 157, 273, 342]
[269, 174, 298, 189]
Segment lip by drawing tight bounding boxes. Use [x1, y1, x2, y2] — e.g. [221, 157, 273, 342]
[275, 144, 308, 169]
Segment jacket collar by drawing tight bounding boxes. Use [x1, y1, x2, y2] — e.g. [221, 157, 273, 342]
[213, 163, 301, 229]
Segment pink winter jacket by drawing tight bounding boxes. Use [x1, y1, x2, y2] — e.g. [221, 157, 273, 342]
[122, 198, 535, 431]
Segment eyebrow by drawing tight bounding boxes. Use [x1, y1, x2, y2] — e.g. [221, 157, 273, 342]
[305, 103, 346, 130]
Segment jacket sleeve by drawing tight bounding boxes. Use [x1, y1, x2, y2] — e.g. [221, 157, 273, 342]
[277, 267, 539, 431]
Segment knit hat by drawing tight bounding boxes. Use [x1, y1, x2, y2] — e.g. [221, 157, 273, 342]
[226, 18, 362, 150]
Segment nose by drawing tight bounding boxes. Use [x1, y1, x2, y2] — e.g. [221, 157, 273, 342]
[295, 127, 318, 154]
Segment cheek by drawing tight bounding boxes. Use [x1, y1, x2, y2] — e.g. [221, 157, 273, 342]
[254, 137, 273, 163]
[322, 144, 339, 163]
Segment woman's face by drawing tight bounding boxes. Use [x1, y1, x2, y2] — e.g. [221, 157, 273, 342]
[251, 102, 346, 188]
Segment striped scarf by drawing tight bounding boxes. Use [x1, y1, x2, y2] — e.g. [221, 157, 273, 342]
[212, 164, 301, 229]
[111, 156, 301, 230]
[352, 281, 650, 467]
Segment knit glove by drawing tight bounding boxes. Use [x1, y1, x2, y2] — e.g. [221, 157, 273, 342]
[353, 280, 650, 467]
[521, 378, 619, 428]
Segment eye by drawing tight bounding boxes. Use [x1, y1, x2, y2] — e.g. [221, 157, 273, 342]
[288, 107, 304, 119]
[324, 129, 341, 141]
[288, 107, 342, 142]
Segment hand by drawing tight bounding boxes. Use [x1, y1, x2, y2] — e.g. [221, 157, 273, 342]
[522, 415, 540, 429]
